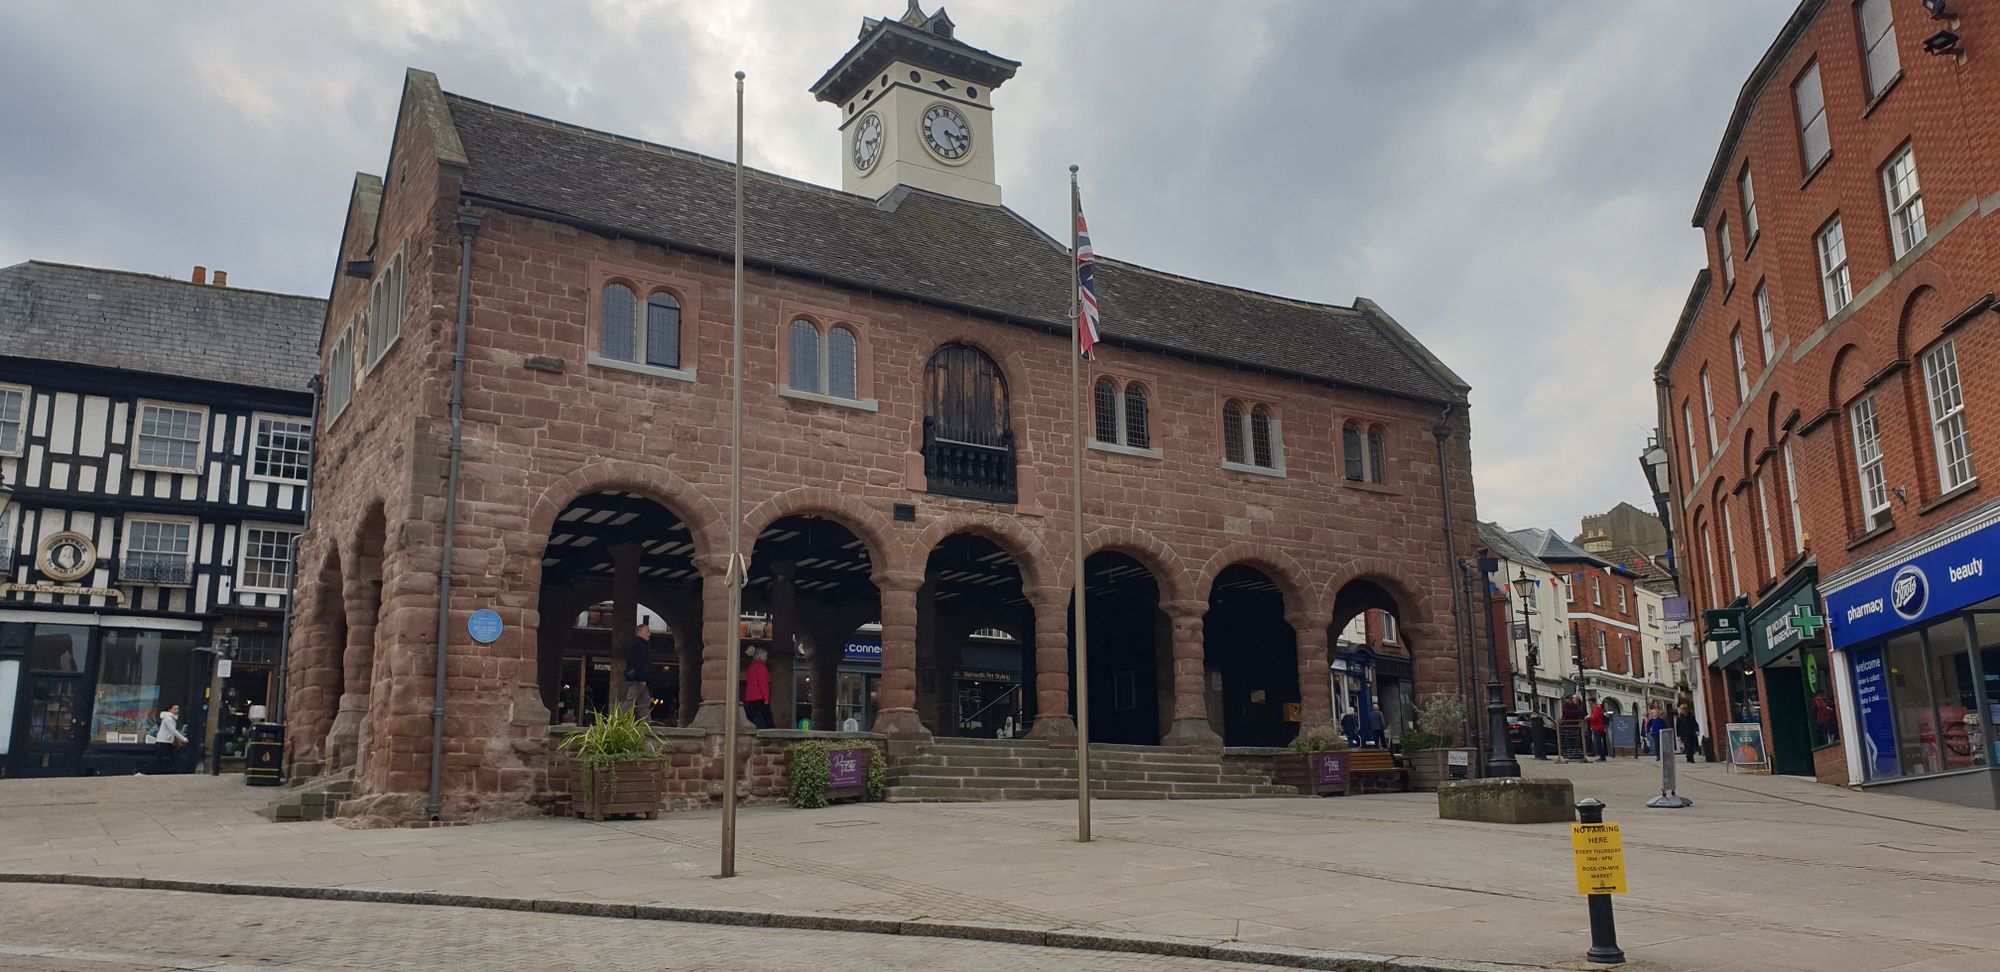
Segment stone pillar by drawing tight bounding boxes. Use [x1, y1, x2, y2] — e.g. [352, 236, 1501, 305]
[325, 565, 380, 774]
[768, 561, 798, 729]
[913, 578, 939, 732]
[805, 606, 864, 730]
[608, 542, 644, 718]
[1160, 598, 1222, 749]
[1290, 610, 1333, 735]
[537, 586, 575, 722]
[689, 554, 752, 732]
[1025, 586, 1075, 741]
[654, 594, 702, 728]
[870, 572, 931, 741]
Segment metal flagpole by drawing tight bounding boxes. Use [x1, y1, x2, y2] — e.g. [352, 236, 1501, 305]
[1069, 164, 1091, 843]
[720, 69, 747, 879]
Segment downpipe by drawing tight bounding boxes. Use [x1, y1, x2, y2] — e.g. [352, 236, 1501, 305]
[429, 208, 481, 821]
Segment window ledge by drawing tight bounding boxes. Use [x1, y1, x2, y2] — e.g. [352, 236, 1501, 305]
[778, 387, 878, 413]
[1799, 152, 1833, 191]
[246, 474, 309, 487]
[1221, 459, 1285, 479]
[1861, 71, 1903, 119]
[1845, 518, 1896, 552]
[586, 353, 697, 384]
[1089, 440, 1162, 460]
[1721, 275, 1737, 302]
[1743, 232, 1760, 261]
[130, 463, 202, 476]
[1343, 479, 1398, 495]
[1917, 477, 1979, 516]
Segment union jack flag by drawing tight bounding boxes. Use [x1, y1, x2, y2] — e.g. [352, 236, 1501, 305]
[1075, 189, 1100, 360]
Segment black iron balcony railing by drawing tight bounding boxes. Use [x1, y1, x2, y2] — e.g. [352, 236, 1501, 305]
[923, 429, 1017, 505]
[119, 555, 192, 586]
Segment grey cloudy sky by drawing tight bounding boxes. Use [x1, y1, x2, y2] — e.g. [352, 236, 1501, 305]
[0, 0, 1797, 538]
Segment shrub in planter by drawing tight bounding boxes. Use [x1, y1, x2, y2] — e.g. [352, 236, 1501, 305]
[1275, 724, 1351, 796]
[1402, 696, 1475, 792]
[558, 705, 666, 820]
[788, 740, 887, 809]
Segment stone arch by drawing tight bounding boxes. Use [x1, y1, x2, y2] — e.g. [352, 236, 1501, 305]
[1895, 282, 1950, 359]
[1765, 389, 1786, 441]
[326, 498, 389, 777]
[1195, 542, 1314, 619]
[1828, 342, 1871, 411]
[289, 539, 346, 776]
[525, 458, 723, 566]
[1325, 563, 1430, 630]
[912, 512, 1049, 592]
[1074, 524, 1192, 604]
[741, 485, 898, 573]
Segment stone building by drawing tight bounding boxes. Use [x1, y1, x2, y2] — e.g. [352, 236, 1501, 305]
[285, 5, 1480, 820]
[1659, 0, 2000, 804]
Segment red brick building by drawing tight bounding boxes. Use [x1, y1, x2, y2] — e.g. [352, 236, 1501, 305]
[286, 7, 1480, 821]
[1658, 0, 2000, 807]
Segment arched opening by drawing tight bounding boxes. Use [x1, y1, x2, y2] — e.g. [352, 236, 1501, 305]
[325, 504, 386, 774]
[1329, 578, 1413, 747]
[922, 343, 1016, 503]
[1203, 565, 1298, 747]
[922, 533, 1034, 738]
[536, 491, 701, 726]
[748, 515, 880, 732]
[1070, 551, 1169, 745]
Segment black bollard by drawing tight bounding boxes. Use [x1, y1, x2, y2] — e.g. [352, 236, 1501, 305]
[1575, 798, 1626, 964]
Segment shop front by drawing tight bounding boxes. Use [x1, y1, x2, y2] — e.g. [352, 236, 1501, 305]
[2, 616, 212, 778]
[1747, 571, 1838, 778]
[1823, 511, 2000, 809]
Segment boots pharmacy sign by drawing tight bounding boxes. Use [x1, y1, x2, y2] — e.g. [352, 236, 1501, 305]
[1822, 518, 2000, 649]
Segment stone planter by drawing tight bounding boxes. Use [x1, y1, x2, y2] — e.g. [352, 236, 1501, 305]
[1272, 751, 1350, 796]
[570, 757, 666, 821]
[1405, 748, 1475, 791]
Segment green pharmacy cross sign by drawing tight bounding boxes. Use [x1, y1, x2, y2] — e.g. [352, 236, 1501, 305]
[1787, 604, 1826, 640]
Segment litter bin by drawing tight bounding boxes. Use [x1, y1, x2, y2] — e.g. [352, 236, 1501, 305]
[244, 723, 284, 786]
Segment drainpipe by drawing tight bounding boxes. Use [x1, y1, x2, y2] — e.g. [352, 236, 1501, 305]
[430, 208, 481, 821]
[1434, 408, 1472, 747]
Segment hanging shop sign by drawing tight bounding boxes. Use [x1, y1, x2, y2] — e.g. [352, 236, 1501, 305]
[1823, 518, 2000, 649]
[1750, 575, 1823, 667]
[1702, 609, 1747, 644]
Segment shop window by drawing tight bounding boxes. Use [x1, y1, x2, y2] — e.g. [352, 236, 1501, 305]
[90, 630, 198, 744]
[1803, 644, 1839, 750]
[26, 624, 90, 673]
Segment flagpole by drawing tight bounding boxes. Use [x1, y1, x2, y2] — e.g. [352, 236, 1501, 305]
[720, 69, 746, 880]
[1069, 164, 1092, 844]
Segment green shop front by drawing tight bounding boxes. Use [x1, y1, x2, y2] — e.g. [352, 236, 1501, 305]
[1746, 571, 1839, 778]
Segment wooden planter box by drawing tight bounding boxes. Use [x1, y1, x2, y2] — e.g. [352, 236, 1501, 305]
[570, 757, 666, 821]
[1405, 748, 1476, 792]
[1272, 751, 1350, 796]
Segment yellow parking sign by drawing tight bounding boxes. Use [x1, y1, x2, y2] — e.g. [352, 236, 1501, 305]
[1571, 822, 1627, 895]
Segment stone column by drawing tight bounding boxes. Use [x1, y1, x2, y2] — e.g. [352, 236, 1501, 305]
[537, 586, 575, 721]
[1160, 598, 1222, 749]
[1025, 586, 1075, 741]
[768, 561, 798, 729]
[689, 554, 752, 732]
[654, 594, 702, 728]
[870, 571, 931, 741]
[1290, 610, 1333, 735]
[608, 542, 644, 718]
[913, 578, 939, 732]
[325, 565, 380, 774]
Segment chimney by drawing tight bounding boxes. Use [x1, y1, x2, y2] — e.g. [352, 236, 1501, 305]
[213, 270, 228, 288]
[191, 266, 207, 285]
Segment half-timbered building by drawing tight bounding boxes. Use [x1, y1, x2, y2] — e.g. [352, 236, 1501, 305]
[0, 261, 322, 777]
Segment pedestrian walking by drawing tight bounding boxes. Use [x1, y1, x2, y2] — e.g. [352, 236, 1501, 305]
[743, 646, 773, 729]
[148, 703, 188, 771]
[623, 622, 654, 719]
[1646, 703, 1668, 761]
[1368, 704, 1386, 748]
[1586, 700, 1609, 762]
[1340, 709, 1360, 747]
[1676, 702, 1701, 764]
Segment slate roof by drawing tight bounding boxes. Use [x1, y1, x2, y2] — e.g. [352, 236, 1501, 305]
[0, 261, 324, 393]
[1479, 521, 1548, 571]
[1510, 527, 1612, 570]
[441, 92, 1468, 405]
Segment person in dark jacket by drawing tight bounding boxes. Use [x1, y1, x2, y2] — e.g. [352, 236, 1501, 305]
[1675, 703, 1701, 763]
[623, 623, 653, 720]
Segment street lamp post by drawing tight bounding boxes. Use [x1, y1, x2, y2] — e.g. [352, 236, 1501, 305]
[1512, 569, 1547, 760]
[1638, 438, 1676, 583]
[1476, 557, 1522, 779]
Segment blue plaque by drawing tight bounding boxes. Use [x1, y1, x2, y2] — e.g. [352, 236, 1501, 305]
[467, 608, 504, 645]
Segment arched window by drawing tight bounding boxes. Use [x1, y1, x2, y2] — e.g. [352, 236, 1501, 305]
[1222, 402, 1245, 464]
[643, 292, 681, 368]
[600, 282, 637, 361]
[1093, 378, 1119, 444]
[1343, 423, 1364, 481]
[1123, 384, 1149, 449]
[826, 327, 858, 400]
[1250, 406, 1274, 468]
[787, 319, 820, 392]
[366, 250, 406, 370]
[1366, 425, 1387, 484]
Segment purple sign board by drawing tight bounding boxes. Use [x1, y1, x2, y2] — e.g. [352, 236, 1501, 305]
[827, 747, 868, 797]
[1315, 752, 1347, 788]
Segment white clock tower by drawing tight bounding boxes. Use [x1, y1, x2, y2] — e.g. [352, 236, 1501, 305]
[811, 3, 1019, 205]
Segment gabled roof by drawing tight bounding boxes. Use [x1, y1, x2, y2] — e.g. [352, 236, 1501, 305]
[436, 87, 1469, 405]
[0, 261, 323, 393]
[1598, 544, 1673, 586]
[1479, 521, 1548, 571]
[1510, 527, 1611, 569]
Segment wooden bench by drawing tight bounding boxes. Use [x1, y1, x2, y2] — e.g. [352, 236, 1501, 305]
[1347, 749, 1408, 793]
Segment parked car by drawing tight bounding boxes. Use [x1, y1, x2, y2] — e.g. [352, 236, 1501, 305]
[1506, 711, 1557, 755]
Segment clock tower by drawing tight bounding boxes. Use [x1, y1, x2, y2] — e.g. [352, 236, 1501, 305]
[811, 3, 1019, 205]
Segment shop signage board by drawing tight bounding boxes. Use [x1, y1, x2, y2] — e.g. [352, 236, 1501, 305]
[1726, 722, 1767, 767]
[1558, 720, 1587, 760]
[1315, 752, 1348, 788]
[827, 747, 869, 801]
[843, 639, 882, 662]
[1609, 714, 1638, 751]
[1751, 577, 1824, 667]
[1823, 518, 2000, 649]
[1703, 609, 1747, 643]
[1848, 645, 1900, 780]
[1571, 822, 1628, 895]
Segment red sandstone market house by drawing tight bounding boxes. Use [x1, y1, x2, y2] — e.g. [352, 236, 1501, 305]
[286, 6, 1481, 822]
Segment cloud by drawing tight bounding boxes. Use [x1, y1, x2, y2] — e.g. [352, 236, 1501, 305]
[0, 0, 1798, 538]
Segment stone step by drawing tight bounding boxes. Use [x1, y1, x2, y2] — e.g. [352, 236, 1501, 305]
[883, 782, 1298, 803]
[899, 750, 1247, 769]
[884, 765, 1274, 786]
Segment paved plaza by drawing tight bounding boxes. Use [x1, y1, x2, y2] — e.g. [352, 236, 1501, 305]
[3, 759, 1996, 971]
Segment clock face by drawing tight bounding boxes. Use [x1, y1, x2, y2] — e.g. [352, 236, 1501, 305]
[851, 113, 883, 173]
[919, 103, 972, 162]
